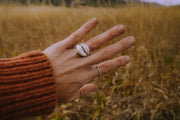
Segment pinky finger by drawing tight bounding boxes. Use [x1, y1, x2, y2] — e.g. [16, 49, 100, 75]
[67, 83, 98, 102]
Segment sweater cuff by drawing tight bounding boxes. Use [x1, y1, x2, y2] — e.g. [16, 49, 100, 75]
[0, 50, 57, 119]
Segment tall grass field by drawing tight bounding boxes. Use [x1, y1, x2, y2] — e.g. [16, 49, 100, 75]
[0, 5, 180, 120]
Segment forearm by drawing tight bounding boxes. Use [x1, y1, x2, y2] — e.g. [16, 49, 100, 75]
[0, 51, 57, 120]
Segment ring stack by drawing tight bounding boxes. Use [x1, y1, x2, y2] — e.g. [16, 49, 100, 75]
[76, 43, 90, 57]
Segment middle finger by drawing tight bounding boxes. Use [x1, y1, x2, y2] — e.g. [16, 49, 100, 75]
[85, 36, 135, 65]
[86, 24, 125, 52]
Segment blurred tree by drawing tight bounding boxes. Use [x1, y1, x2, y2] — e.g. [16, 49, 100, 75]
[79, 0, 126, 6]
[65, 0, 72, 6]
[0, 0, 129, 6]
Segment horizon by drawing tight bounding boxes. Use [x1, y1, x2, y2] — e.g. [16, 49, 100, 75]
[140, 0, 180, 6]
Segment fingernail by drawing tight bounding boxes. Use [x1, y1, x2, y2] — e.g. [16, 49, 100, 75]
[125, 56, 131, 62]
[129, 36, 135, 43]
[91, 17, 98, 24]
[93, 88, 98, 92]
[92, 87, 98, 92]
[117, 24, 125, 32]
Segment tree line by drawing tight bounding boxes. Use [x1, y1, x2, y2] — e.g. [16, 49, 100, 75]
[0, 0, 131, 6]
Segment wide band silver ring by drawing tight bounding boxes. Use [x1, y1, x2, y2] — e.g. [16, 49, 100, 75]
[96, 64, 102, 77]
[76, 43, 90, 57]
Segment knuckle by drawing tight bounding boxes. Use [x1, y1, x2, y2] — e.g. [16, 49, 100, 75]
[119, 36, 135, 50]
[101, 62, 113, 74]
[103, 61, 111, 68]
[116, 58, 123, 65]
[118, 58, 123, 63]
[70, 81, 81, 89]
[107, 24, 125, 37]
[90, 39, 98, 50]
[120, 44, 126, 50]
[84, 24, 91, 33]
[107, 29, 116, 36]
[119, 42, 128, 50]
[73, 32, 82, 42]
[101, 49, 110, 60]
[103, 63, 110, 71]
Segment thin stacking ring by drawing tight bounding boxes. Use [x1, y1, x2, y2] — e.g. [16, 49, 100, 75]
[76, 43, 90, 57]
[96, 65, 102, 77]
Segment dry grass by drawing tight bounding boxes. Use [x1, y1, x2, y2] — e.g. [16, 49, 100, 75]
[0, 5, 180, 120]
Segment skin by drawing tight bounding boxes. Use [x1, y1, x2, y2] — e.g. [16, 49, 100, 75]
[43, 18, 135, 103]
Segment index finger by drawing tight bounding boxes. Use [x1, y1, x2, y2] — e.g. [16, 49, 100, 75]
[64, 18, 98, 48]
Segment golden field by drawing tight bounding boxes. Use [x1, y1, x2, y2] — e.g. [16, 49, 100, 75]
[0, 5, 180, 120]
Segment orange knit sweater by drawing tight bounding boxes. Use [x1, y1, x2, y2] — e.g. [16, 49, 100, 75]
[0, 51, 57, 120]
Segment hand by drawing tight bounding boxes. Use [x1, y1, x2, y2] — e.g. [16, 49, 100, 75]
[43, 18, 135, 103]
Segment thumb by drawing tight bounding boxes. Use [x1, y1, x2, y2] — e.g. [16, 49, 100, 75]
[68, 83, 98, 102]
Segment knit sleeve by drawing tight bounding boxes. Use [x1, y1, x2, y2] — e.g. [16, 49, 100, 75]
[0, 51, 57, 120]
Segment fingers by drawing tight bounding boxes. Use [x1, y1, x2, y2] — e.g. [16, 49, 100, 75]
[86, 24, 125, 52]
[79, 83, 98, 97]
[86, 36, 135, 65]
[68, 83, 98, 101]
[90, 55, 131, 79]
[64, 18, 98, 48]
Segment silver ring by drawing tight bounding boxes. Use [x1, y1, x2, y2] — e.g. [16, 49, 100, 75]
[76, 43, 90, 57]
[96, 65, 102, 77]
[81, 43, 90, 55]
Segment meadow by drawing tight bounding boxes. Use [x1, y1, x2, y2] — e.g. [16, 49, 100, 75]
[0, 5, 180, 120]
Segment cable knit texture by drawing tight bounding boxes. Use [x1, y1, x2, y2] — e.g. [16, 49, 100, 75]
[0, 51, 57, 120]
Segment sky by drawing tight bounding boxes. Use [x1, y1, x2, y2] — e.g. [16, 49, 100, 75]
[140, 0, 180, 6]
